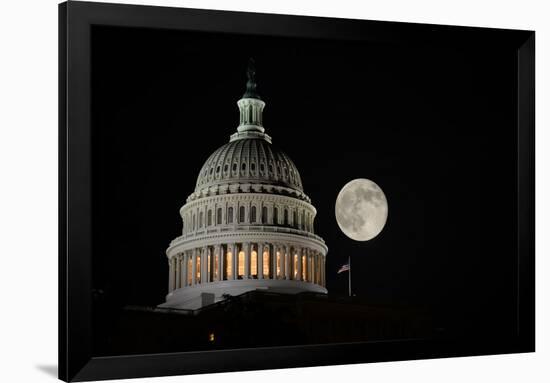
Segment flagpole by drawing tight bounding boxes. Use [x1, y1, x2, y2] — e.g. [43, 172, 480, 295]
[348, 255, 351, 297]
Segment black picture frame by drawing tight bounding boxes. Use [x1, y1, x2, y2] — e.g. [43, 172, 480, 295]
[59, 1, 535, 381]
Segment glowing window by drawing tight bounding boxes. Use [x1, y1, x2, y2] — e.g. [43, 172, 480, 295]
[251, 250, 257, 277]
[196, 256, 201, 283]
[263, 250, 269, 277]
[276, 251, 281, 278]
[302, 254, 307, 281]
[226, 251, 232, 279]
[238, 251, 245, 278]
[294, 253, 298, 279]
[187, 257, 192, 285]
[208, 253, 212, 282]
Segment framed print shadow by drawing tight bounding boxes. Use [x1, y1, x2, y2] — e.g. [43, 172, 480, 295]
[59, 1, 535, 381]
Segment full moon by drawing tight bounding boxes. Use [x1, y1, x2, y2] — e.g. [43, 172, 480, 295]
[335, 178, 388, 241]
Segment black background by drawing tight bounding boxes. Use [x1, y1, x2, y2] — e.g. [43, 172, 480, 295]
[92, 25, 518, 346]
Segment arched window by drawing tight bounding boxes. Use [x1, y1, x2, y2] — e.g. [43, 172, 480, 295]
[217, 208, 222, 224]
[199, 211, 204, 228]
[284, 209, 289, 225]
[224, 164, 228, 172]
[227, 207, 233, 223]
[232, 163, 237, 172]
[251, 250, 257, 277]
[241, 162, 246, 171]
[262, 206, 268, 224]
[293, 210, 298, 228]
[207, 210, 212, 226]
[193, 214, 196, 230]
[273, 207, 278, 224]
[238, 250, 245, 279]
[260, 163, 265, 172]
[250, 206, 257, 223]
[251, 163, 256, 171]
[239, 206, 245, 223]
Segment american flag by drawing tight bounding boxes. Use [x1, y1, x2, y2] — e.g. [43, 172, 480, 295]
[337, 262, 350, 274]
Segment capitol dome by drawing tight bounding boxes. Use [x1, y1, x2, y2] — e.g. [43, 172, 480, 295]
[159, 60, 328, 310]
[194, 139, 305, 198]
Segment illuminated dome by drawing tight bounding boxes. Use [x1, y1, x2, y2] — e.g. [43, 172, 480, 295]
[193, 138, 305, 199]
[159, 60, 328, 310]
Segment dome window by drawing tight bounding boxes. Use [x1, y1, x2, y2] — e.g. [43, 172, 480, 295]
[273, 207, 278, 224]
[269, 164, 273, 173]
[199, 212, 204, 228]
[227, 207, 234, 223]
[260, 163, 265, 172]
[232, 163, 237, 172]
[241, 163, 247, 171]
[262, 206, 268, 224]
[251, 163, 256, 171]
[239, 206, 245, 223]
[250, 206, 257, 223]
[224, 164, 228, 172]
[216, 166, 220, 174]
[217, 208, 222, 224]
[207, 210, 212, 226]
[209, 167, 213, 175]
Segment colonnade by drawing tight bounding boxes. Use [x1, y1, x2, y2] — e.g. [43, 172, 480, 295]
[168, 242, 326, 293]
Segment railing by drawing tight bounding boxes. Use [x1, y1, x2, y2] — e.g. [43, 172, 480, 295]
[170, 224, 325, 246]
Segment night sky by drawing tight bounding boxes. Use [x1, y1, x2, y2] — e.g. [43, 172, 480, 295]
[92, 25, 518, 338]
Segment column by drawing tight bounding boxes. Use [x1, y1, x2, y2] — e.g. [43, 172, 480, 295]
[321, 254, 326, 287]
[168, 257, 174, 292]
[316, 252, 320, 285]
[284, 245, 290, 280]
[219, 244, 224, 281]
[182, 252, 188, 287]
[174, 254, 181, 289]
[258, 243, 264, 279]
[297, 247, 302, 281]
[270, 243, 276, 279]
[202, 246, 208, 284]
[232, 243, 237, 280]
[312, 251, 316, 284]
[244, 242, 250, 279]
[279, 244, 285, 280]
[191, 248, 197, 285]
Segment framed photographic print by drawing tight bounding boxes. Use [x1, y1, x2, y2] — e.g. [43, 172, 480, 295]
[59, 1, 534, 381]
